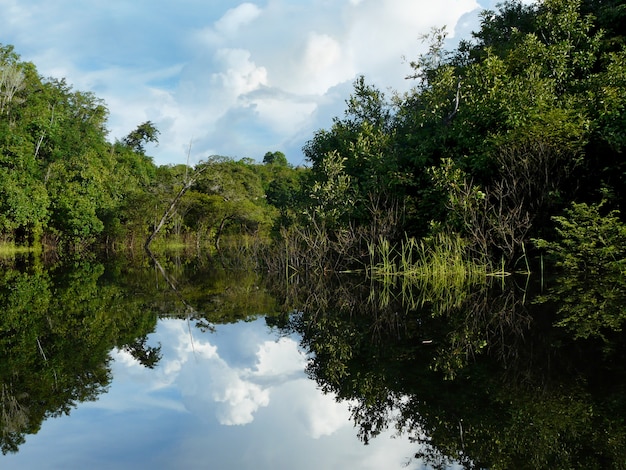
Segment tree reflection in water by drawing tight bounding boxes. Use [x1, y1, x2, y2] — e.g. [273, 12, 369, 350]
[0, 251, 277, 456]
[0, 256, 155, 454]
[266, 268, 626, 469]
[1, 249, 624, 468]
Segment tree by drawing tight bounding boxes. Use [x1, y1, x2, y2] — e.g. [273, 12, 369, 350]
[122, 121, 159, 154]
[265, 169, 304, 227]
[262, 150, 288, 166]
[145, 160, 210, 248]
[0, 168, 48, 242]
[191, 158, 276, 248]
[303, 76, 401, 233]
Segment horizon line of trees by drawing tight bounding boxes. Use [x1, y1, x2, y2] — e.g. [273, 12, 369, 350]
[0, 42, 305, 251]
[2, 0, 626, 269]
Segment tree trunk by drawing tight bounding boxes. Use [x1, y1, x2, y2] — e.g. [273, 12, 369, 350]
[145, 180, 192, 248]
[214, 215, 234, 251]
[144, 163, 209, 249]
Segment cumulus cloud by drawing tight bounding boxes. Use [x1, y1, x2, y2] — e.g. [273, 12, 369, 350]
[107, 317, 364, 442]
[302, 391, 353, 439]
[297, 32, 352, 95]
[212, 48, 268, 97]
[253, 337, 307, 378]
[109, 320, 310, 426]
[72, 318, 439, 470]
[196, 3, 263, 46]
[209, 368, 271, 425]
[1, 0, 498, 165]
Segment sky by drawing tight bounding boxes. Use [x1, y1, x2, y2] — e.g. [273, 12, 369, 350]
[2, 318, 462, 470]
[1, 0, 530, 166]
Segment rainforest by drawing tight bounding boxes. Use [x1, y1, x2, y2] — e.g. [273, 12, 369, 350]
[1, 1, 625, 469]
[0, 0, 625, 268]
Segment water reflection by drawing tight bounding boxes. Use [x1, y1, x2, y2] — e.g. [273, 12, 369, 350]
[0, 254, 428, 469]
[0, 252, 280, 456]
[1, 251, 624, 469]
[267, 268, 626, 469]
[4, 317, 425, 469]
[0, 257, 155, 455]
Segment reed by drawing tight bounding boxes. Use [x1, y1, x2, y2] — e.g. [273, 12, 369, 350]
[368, 232, 495, 310]
[371, 233, 489, 278]
[368, 233, 499, 315]
[372, 236, 397, 276]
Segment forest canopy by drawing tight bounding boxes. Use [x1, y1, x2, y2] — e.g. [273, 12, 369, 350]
[1, 0, 625, 267]
[0, 42, 298, 250]
[301, 0, 626, 267]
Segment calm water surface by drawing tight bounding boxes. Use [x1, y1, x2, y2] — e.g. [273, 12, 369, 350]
[1, 252, 624, 469]
[0, 254, 446, 470]
[4, 317, 426, 470]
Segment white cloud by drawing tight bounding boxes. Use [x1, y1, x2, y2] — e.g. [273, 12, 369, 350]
[252, 97, 318, 135]
[108, 321, 303, 426]
[196, 3, 263, 46]
[298, 32, 350, 94]
[342, 0, 479, 86]
[106, 319, 357, 437]
[160, 322, 272, 426]
[113, 348, 142, 369]
[212, 48, 268, 97]
[253, 337, 307, 377]
[302, 390, 353, 439]
[215, 2, 262, 36]
[0, 0, 496, 165]
[210, 370, 271, 425]
[19, 317, 443, 470]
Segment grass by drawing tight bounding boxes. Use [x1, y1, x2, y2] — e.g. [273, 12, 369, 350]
[367, 232, 500, 311]
[369, 232, 491, 283]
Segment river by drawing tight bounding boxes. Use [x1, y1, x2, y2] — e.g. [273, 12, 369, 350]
[0, 251, 623, 469]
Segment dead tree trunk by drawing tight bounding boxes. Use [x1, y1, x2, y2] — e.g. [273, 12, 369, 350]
[145, 163, 208, 249]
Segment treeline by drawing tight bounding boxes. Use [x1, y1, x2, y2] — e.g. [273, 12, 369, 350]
[0, 42, 307, 250]
[295, 0, 626, 269]
[2, 0, 626, 265]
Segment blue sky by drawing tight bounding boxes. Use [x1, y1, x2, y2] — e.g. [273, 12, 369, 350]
[1, 0, 533, 166]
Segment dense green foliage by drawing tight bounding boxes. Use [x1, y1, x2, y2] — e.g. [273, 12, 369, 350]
[3, 1, 625, 465]
[264, 265, 626, 469]
[3, 0, 625, 267]
[301, 0, 626, 266]
[261, 5, 626, 464]
[0, 43, 303, 250]
[534, 201, 626, 339]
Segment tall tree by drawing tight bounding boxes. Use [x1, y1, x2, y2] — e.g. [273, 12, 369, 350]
[122, 121, 160, 155]
[262, 150, 288, 166]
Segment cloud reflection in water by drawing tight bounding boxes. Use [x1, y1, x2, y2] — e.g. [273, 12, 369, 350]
[4, 318, 429, 469]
